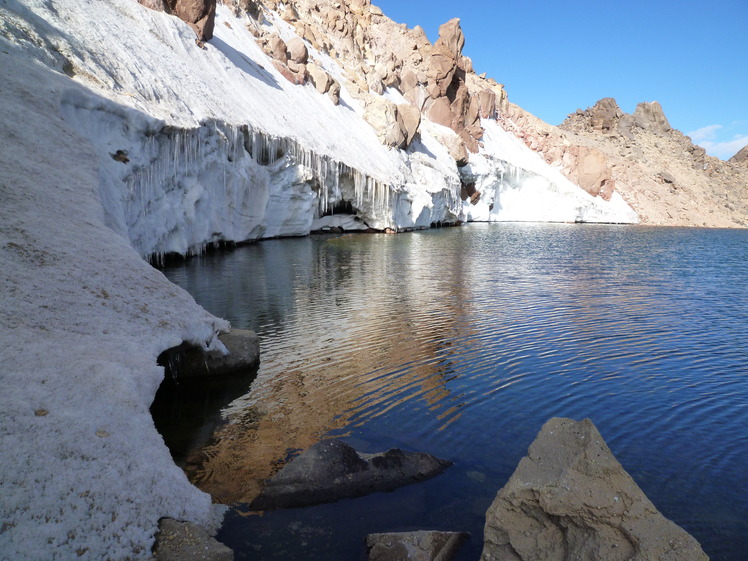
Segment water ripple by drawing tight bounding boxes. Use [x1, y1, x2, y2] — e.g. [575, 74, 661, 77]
[163, 224, 748, 561]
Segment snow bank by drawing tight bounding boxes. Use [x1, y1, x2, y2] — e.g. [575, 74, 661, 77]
[0, 43, 227, 559]
[461, 120, 640, 224]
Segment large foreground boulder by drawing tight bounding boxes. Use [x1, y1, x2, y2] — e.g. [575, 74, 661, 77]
[251, 439, 451, 510]
[481, 417, 708, 561]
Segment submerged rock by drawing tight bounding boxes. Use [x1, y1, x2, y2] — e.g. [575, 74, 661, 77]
[250, 439, 452, 510]
[153, 518, 233, 561]
[366, 530, 469, 561]
[480, 417, 708, 561]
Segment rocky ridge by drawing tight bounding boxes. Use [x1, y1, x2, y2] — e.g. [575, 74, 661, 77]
[147, 0, 746, 227]
[502, 97, 748, 227]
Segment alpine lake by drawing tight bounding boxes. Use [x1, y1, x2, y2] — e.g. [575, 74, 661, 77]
[154, 222, 748, 561]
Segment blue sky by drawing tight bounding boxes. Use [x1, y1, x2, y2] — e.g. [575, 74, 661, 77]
[374, 0, 748, 160]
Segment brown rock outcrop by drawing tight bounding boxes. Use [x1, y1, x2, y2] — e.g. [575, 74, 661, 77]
[502, 95, 748, 227]
[364, 97, 420, 149]
[165, 0, 216, 41]
[564, 145, 615, 199]
[729, 145, 748, 164]
[397, 103, 422, 147]
[632, 100, 672, 133]
[481, 417, 709, 561]
[421, 18, 482, 155]
[138, 0, 216, 41]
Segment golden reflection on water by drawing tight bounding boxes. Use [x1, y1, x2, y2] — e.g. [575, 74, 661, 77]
[184, 233, 474, 505]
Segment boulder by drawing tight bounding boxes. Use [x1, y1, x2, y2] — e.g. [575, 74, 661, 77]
[633, 100, 672, 133]
[159, 329, 260, 379]
[480, 417, 709, 561]
[153, 518, 233, 561]
[366, 531, 469, 561]
[286, 36, 308, 64]
[571, 145, 614, 198]
[264, 34, 288, 64]
[589, 97, 623, 133]
[365, 97, 406, 148]
[137, 0, 167, 10]
[425, 96, 453, 129]
[165, 0, 216, 41]
[307, 63, 333, 94]
[272, 60, 306, 85]
[434, 18, 465, 59]
[397, 103, 422, 146]
[250, 439, 451, 510]
[478, 89, 496, 119]
[327, 79, 341, 105]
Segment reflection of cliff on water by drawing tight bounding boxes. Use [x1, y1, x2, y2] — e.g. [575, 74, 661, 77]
[168, 232, 479, 505]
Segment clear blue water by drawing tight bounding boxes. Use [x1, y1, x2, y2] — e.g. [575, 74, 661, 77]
[161, 223, 748, 560]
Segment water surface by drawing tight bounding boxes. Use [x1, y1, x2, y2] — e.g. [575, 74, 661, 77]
[162, 223, 748, 560]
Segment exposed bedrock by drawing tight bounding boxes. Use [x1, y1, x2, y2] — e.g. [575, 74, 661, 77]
[480, 417, 708, 561]
[250, 439, 452, 510]
[139, 0, 217, 41]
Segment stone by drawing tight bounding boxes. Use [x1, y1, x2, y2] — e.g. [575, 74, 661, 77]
[159, 329, 260, 379]
[589, 97, 623, 133]
[572, 145, 613, 197]
[250, 439, 451, 510]
[165, 0, 216, 41]
[366, 531, 469, 561]
[286, 36, 308, 64]
[478, 89, 496, 119]
[480, 417, 709, 561]
[396, 103, 421, 147]
[327, 79, 341, 105]
[729, 144, 748, 164]
[137, 0, 167, 10]
[264, 34, 288, 64]
[272, 60, 305, 85]
[633, 100, 672, 133]
[307, 63, 333, 94]
[434, 18, 465, 59]
[425, 96, 453, 128]
[153, 518, 233, 561]
[365, 96, 406, 148]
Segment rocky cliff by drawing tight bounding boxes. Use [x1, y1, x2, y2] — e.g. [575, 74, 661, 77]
[150, 0, 746, 232]
[502, 97, 748, 227]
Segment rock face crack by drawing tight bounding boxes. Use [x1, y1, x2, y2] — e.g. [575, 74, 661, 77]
[480, 417, 708, 561]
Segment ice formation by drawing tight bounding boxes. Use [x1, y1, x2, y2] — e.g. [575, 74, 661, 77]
[0, 0, 639, 559]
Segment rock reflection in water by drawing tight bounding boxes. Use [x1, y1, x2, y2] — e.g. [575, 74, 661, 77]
[176, 232, 475, 505]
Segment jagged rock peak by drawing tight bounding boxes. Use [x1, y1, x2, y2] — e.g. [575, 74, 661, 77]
[435, 17, 465, 58]
[729, 144, 748, 164]
[562, 97, 622, 134]
[588, 97, 623, 132]
[633, 100, 672, 133]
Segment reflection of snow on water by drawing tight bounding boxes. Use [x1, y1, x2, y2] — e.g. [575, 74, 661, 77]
[164, 224, 748, 561]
